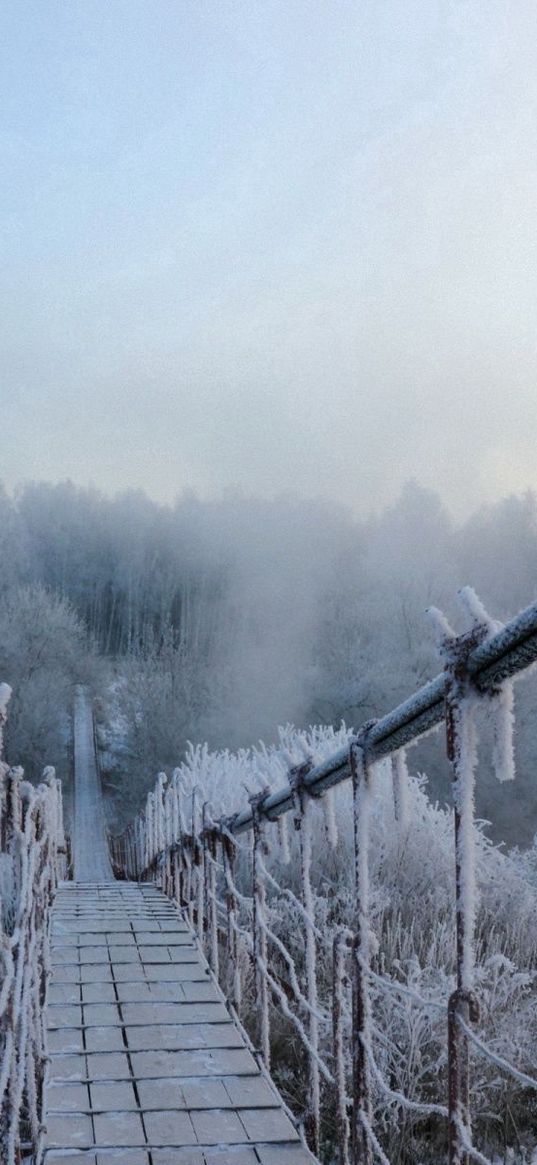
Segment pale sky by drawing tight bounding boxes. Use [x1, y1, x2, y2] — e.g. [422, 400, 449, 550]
[2, 1, 537, 517]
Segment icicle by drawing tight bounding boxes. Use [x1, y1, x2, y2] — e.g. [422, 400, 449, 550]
[458, 589, 516, 783]
[322, 788, 338, 848]
[276, 812, 290, 864]
[0, 682, 11, 762]
[391, 750, 410, 830]
[491, 678, 516, 783]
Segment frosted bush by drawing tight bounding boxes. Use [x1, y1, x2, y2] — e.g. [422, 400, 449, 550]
[147, 722, 537, 1162]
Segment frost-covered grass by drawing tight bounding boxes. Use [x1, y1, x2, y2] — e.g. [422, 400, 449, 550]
[154, 723, 537, 1163]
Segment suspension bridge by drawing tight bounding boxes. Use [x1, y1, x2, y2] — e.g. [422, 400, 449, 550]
[2, 591, 537, 1165]
[47, 688, 313, 1164]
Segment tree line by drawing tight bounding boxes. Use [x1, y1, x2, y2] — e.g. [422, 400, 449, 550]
[1, 478, 537, 842]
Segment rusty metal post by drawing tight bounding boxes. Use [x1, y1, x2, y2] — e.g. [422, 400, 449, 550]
[251, 791, 270, 1068]
[443, 628, 484, 1165]
[333, 931, 352, 1165]
[5, 768, 22, 849]
[222, 823, 241, 1014]
[201, 806, 219, 977]
[202, 802, 210, 950]
[191, 790, 204, 940]
[289, 761, 320, 1157]
[350, 731, 375, 1165]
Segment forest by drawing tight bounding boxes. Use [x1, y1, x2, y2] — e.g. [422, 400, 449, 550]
[3, 477, 537, 1160]
[1, 476, 537, 843]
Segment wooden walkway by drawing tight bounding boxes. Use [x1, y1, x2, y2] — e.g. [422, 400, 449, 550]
[44, 881, 317, 1165]
[72, 686, 114, 883]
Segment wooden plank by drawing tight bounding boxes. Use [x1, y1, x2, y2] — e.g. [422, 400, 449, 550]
[44, 883, 318, 1165]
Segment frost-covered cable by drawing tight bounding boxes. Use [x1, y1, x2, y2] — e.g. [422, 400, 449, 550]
[237, 922, 335, 1084]
[360, 960, 446, 1013]
[457, 1015, 537, 1092]
[358, 1111, 391, 1165]
[451, 1115, 493, 1165]
[257, 856, 327, 945]
[362, 1034, 448, 1118]
[256, 910, 327, 1022]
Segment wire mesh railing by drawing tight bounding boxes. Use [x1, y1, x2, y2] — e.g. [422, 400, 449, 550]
[0, 685, 67, 1165]
[110, 588, 537, 1165]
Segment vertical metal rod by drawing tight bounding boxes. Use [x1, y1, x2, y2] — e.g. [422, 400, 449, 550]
[194, 795, 204, 941]
[445, 641, 480, 1165]
[202, 803, 210, 953]
[222, 829, 241, 1013]
[251, 799, 270, 1067]
[333, 932, 351, 1165]
[350, 739, 373, 1165]
[204, 820, 219, 978]
[290, 764, 320, 1156]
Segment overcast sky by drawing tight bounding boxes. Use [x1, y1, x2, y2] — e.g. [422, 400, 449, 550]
[2, 1, 537, 517]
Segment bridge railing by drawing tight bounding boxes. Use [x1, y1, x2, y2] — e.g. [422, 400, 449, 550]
[0, 686, 67, 1165]
[110, 590, 537, 1165]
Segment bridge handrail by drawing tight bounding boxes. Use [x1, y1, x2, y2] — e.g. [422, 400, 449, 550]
[110, 591, 537, 1164]
[0, 688, 67, 1165]
[229, 594, 537, 834]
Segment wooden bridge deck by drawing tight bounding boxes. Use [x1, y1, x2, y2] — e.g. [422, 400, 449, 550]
[44, 881, 316, 1165]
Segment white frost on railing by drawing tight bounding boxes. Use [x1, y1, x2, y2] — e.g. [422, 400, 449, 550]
[109, 591, 537, 1165]
[0, 686, 66, 1165]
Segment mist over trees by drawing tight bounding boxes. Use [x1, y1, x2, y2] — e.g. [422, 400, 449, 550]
[1, 478, 537, 842]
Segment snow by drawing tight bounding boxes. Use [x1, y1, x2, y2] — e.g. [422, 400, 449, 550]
[427, 604, 456, 649]
[105, 587, 537, 1164]
[0, 681, 12, 761]
[0, 682, 12, 716]
[0, 740, 64, 1165]
[457, 585, 498, 633]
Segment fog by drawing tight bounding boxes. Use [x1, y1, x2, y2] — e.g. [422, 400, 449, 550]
[4, 10, 537, 1161]
[2, 3, 537, 827]
[1, 478, 536, 844]
[3, 2, 537, 516]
